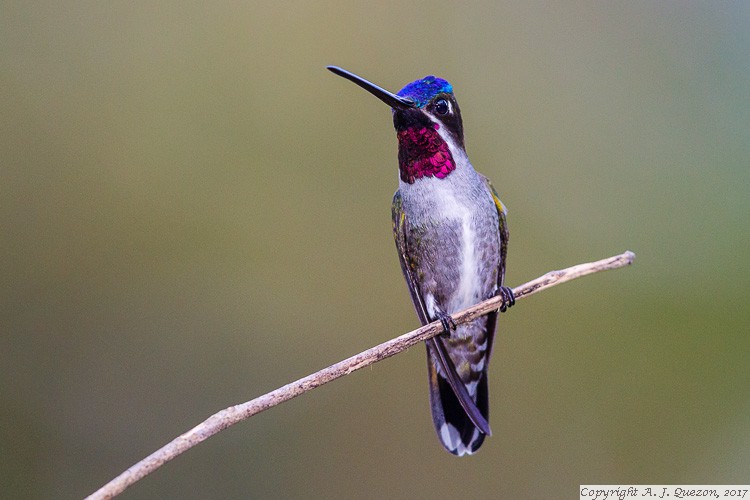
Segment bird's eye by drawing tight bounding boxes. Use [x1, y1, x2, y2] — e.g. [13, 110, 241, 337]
[434, 99, 449, 115]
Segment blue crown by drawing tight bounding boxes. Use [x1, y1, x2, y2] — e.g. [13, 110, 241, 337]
[397, 76, 453, 108]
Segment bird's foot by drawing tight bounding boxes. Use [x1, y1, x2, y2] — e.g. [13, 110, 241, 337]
[494, 286, 515, 313]
[436, 312, 457, 337]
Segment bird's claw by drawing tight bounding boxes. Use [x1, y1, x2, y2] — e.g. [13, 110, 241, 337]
[437, 313, 457, 336]
[495, 286, 515, 313]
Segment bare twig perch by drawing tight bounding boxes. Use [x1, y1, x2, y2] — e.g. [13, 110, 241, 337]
[87, 250, 635, 499]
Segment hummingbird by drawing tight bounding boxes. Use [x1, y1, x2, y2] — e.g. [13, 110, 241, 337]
[328, 66, 514, 456]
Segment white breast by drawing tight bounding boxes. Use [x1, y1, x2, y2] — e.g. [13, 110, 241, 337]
[428, 183, 482, 314]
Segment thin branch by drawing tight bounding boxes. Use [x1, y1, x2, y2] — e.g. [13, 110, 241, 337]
[87, 250, 635, 499]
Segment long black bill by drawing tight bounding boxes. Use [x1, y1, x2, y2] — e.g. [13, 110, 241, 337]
[327, 66, 415, 110]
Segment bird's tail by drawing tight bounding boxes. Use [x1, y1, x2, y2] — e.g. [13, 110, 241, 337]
[426, 342, 489, 456]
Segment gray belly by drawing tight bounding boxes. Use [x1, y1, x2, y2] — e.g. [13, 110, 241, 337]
[408, 209, 500, 388]
[411, 212, 500, 317]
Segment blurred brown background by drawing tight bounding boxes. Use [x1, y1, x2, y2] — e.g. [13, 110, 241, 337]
[2, 2, 748, 498]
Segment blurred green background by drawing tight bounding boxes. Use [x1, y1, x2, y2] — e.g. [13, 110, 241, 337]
[2, 2, 748, 498]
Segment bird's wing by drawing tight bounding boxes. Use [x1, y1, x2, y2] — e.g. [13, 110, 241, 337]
[478, 173, 510, 361]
